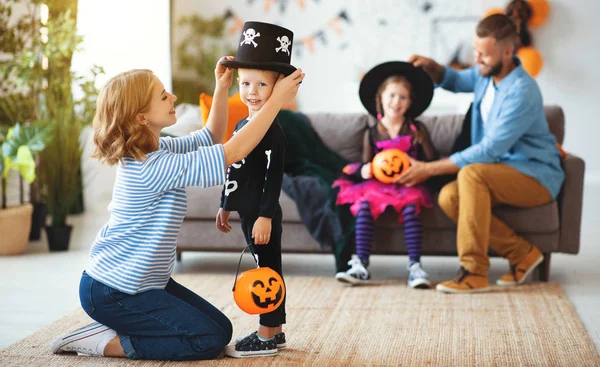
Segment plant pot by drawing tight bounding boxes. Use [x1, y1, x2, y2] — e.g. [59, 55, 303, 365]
[29, 202, 47, 241]
[0, 204, 34, 256]
[45, 225, 72, 252]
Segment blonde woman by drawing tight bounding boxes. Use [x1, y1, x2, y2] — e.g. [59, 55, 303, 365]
[50, 57, 304, 361]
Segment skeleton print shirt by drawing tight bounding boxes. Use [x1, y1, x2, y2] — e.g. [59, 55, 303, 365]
[220, 117, 286, 218]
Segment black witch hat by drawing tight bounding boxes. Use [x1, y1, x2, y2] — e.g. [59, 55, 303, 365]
[359, 61, 434, 118]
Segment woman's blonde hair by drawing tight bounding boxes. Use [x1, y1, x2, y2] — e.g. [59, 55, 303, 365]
[92, 69, 159, 165]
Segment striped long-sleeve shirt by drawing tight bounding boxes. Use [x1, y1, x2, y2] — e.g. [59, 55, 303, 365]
[86, 128, 225, 294]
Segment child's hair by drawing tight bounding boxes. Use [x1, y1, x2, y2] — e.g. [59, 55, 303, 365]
[238, 68, 280, 81]
[92, 69, 159, 165]
[374, 75, 415, 134]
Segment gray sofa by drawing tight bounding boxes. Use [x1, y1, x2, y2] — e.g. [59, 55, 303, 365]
[177, 105, 585, 281]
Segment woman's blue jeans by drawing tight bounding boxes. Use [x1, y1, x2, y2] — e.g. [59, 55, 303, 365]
[79, 271, 232, 360]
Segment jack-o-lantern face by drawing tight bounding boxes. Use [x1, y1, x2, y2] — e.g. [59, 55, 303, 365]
[251, 277, 283, 308]
[233, 267, 285, 315]
[371, 148, 411, 184]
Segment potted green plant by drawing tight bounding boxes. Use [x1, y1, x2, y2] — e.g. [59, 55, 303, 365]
[37, 87, 84, 251]
[173, 13, 237, 104]
[0, 122, 49, 255]
[1, 1, 102, 251]
[35, 10, 102, 251]
[0, 0, 47, 239]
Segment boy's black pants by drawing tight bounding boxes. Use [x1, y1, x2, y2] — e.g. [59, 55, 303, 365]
[239, 204, 286, 327]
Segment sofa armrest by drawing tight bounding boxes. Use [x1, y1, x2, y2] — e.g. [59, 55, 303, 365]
[558, 154, 585, 254]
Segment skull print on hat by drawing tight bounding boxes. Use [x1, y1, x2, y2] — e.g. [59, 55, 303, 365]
[241, 28, 260, 47]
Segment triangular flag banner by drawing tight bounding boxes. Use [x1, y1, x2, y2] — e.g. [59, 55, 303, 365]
[316, 30, 327, 45]
[293, 41, 303, 57]
[245, 8, 350, 58]
[303, 36, 315, 52]
[338, 10, 350, 24]
[264, 0, 276, 12]
[328, 18, 342, 35]
[228, 17, 244, 35]
[279, 0, 290, 13]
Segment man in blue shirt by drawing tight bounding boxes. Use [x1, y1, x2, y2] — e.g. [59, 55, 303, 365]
[398, 14, 564, 293]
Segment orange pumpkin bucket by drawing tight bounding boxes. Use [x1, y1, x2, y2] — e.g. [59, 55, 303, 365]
[232, 245, 285, 315]
[371, 148, 411, 184]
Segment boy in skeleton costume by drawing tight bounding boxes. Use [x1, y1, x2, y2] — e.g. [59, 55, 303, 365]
[216, 21, 297, 358]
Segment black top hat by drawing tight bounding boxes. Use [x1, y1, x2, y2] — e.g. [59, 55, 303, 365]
[220, 21, 297, 76]
[359, 61, 434, 118]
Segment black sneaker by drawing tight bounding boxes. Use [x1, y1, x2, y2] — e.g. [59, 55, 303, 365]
[235, 331, 286, 349]
[274, 332, 286, 349]
[225, 332, 278, 358]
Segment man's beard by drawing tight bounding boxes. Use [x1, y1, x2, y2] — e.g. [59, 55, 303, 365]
[479, 59, 503, 77]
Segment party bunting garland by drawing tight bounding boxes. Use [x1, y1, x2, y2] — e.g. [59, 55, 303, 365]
[223, 9, 244, 35]
[293, 10, 350, 57]
[223, 9, 350, 58]
[246, 0, 320, 13]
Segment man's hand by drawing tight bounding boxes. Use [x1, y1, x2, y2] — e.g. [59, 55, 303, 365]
[215, 56, 234, 90]
[395, 158, 432, 187]
[216, 208, 232, 233]
[407, 54, 445, 84]
[252, 217, 272, 245]
[361, 162, 373, 180]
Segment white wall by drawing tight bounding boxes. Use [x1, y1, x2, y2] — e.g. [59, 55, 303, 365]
[71, 0, 172, 93]
[533, 0, 600, 183]
[172, 0, 598, 181]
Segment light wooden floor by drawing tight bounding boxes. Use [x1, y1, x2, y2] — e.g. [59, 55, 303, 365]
[1, 185, 599, 354]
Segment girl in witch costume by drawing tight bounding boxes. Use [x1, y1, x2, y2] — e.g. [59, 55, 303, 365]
[216, 21, 298, 359]
[333, 61, 438, 289]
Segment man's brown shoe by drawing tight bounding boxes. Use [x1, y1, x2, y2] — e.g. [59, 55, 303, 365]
[497, 246, 543, 286]
[436, 267, 491, 294]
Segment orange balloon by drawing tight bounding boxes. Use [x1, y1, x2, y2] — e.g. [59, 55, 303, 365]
[517, 46, 543, 77]
[233, 267, 285, 315]
[484, 7, 504, 18]
[371, 149, 411, 184]
[527, 0, 550, 28]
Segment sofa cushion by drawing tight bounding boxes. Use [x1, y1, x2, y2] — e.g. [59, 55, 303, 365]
[420, 105, 564, 157]
[544, 105, 564, 144]
[494, 202, 560, 232]
[200, 92, 247, 143]
[305, 113, 370, 163]
[304, 105, 564, 162]
[419, 114, 464, 157]
[185, 185, 303, 223]
[374, 200, 559, 233]
[186, 184, 559, 233]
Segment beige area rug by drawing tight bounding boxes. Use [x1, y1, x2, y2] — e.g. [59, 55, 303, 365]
[1, 275, 599, 367]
